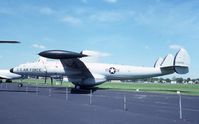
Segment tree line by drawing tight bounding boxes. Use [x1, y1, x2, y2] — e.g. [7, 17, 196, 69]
[123, 77, 199, 84]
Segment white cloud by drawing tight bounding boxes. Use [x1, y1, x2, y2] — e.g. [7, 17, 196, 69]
[0, 8, 14, 15]
[32, 44, 46, 49]
[130, 3, 199, 38]
[81, 50, 111, 63]
[19, 5, 56, 16]
[39, 7, 55, 15]
[81, 0, 88, 4]
[169, 44, 183, 50]
[104, 0, 118, 4]
[89, 11, 123, 23]
[144, 45, 150, 49]
[62, 16, 81, 25]
[82, 50, 111, 57]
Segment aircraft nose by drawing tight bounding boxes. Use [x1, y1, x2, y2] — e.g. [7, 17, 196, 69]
[10, 68, 14, 73]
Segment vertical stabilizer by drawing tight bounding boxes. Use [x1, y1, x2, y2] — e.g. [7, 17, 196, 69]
[174, 48, 190, 74]
[161, 54, 174, 67]
[154, 57, 163, 68]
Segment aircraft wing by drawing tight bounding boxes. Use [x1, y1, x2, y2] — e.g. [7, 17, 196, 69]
[39, 50, 98, 86]
[39, 50, 90, 75]
[0, 70, 21, 79]
[0, 74, 10, 79]
[60, 58, 93, 78]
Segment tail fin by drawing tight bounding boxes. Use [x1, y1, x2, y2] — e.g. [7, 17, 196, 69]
[161, 54, 174, 67]
[154, 57, 163, 68]
[159, 54, 175, 74]
[174, 48, 190, 74]
[160, 48, 190, 74]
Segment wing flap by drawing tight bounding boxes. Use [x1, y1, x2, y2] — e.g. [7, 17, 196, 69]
[60, 58, 96, 86]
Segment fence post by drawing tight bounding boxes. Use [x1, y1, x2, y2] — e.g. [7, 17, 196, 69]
[124, 95, 127, 111]
[49, 88, 51, 97]
[89, 89, 92, 105]
[36, 86, 39, 96]
[65, 87, 68, 101]
[26, 86, 28, 94]
[177, 91, 182, 119]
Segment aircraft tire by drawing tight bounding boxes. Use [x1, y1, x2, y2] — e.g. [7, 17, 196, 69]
[75, 85, 80, 90]
[18, 83, 23, 87]
[6, 79, 12, 83]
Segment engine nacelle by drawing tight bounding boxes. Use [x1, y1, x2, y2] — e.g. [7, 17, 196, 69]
[83, 74, 107, 86]
[70, 74, 107, 86]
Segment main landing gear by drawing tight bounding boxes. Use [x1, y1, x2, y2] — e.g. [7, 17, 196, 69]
[18, 83, 23, 87]
[75, 85, 81, 90]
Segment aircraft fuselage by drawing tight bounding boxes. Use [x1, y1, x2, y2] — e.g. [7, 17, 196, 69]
[11, 60, 174, 85]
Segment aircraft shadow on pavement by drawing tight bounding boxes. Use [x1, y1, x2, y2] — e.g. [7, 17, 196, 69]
[52, 87, 100, 94]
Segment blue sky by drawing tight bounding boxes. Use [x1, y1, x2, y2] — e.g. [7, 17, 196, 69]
[0, 0, 199, 78]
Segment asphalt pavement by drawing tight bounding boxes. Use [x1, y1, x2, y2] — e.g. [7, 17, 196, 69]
[0, 83, 199, 124]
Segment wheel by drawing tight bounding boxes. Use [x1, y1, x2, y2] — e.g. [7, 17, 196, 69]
[6, 79, 12, 83]
[18, 83, 23, 87]
[75, 85, 80, 89]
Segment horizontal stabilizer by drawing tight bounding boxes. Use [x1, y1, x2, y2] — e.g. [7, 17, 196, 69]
[174, 48, 190, 74]
[39, 50, 88, 59]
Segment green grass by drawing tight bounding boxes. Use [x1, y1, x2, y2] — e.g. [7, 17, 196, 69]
[99, 82, 199, 96]
[15, 79, 74, 88]
[14, 79, 199, 96]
